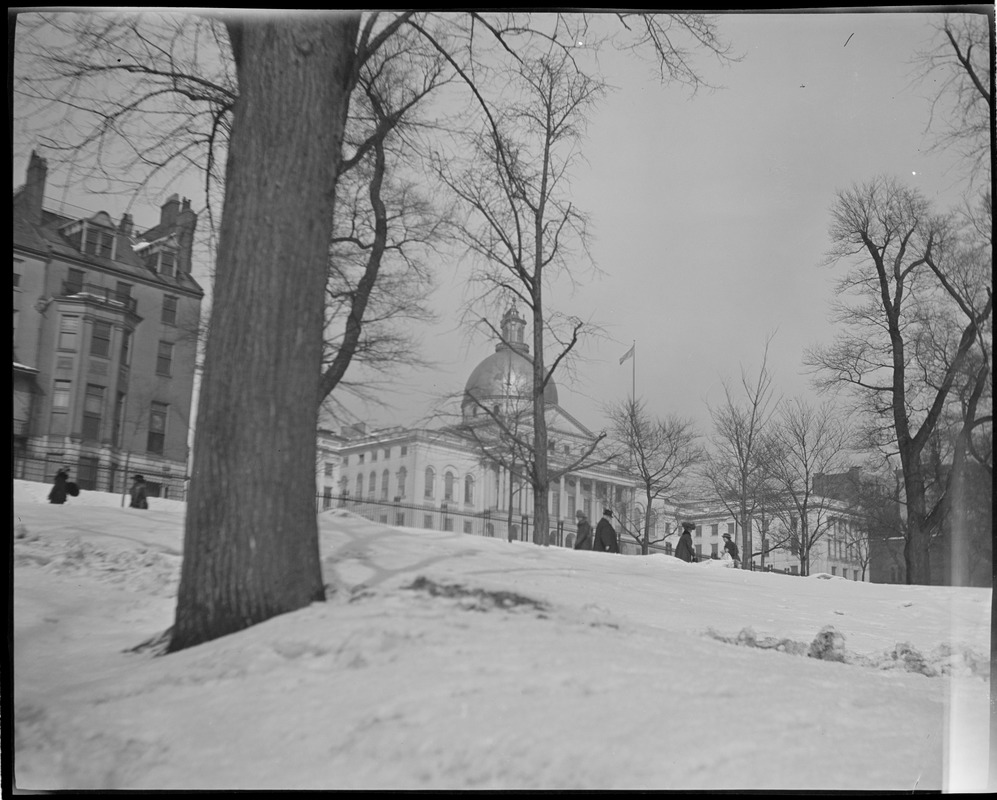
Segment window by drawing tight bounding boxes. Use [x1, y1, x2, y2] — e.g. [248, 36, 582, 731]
[368, 471, 376, 497]
[464, 475, 475, 505]
[59, 315, 80, 351]
[159, 249, 176, 277]
[358, 453, 365, 465]
[342, 455, 349, 467]
[147, 402, 168, 454]
[424, 467, 435, 499]
[397, 467, 407, 498]
[162, 296, 178, 326]
[444, 471, 455, 502]
[400, 446, 407, 456]
[711, 523, 719, 537]
[82, 384, 105, 441]
[727, 522, 735, 537]
[83, 224, 114, 258]
[78, 455, 99, 491]
[156, 341, 174, 376]
[355, 475, 363, 497]
[381, 470, 389, 500]
[395, 512, 406, 527]
[52, 380, 71, 411]
[66, 268, 85, 294]
[91, 320, 112, 358]
[383, 448, 391, 460]
[120, 329, 132, 366]
[115, 282, 132, 304]
[324, 461, 334, 477]
[464, 521, 473, 534]
[322, 487, 333, 510]
[371, 450, 377, 462]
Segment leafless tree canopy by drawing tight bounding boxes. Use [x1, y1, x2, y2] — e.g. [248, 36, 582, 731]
[913, 12, 994, 184]
[608, 398, 703, 554]
[806, 176, 992, 583]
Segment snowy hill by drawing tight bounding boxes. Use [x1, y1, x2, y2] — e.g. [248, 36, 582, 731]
[12, 480, 992, 790]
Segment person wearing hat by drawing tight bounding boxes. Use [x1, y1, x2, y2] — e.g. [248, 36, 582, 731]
[48, 467, 70, 505]
[675, 520, 696, 563]
[593, 508, 619, 553]
[722, 531, 741, 566]
[573, 509, 594, 551]
[129, 474, 149, 509]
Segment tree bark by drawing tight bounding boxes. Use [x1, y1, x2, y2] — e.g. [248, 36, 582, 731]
[171, 14, 360, 652]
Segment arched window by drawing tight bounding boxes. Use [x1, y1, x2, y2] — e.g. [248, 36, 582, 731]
[397, 467, 407, 498]
[355, 474, 363, 497]
[338, 476, 348, 495]
[368, 471, 376, 497]
[444, 471, 456, 502]
[381, 470, 390, 500]
[464, 475, 475, 505]
[424, 467, 435, 499]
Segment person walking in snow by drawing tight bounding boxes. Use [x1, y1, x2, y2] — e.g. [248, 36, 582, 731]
[722, 532, 741, 567]
[593, 508, 619, 553]
[48, 467, 70, 504]
[129, 474, 149, 509]
[675, 520, 696, 563]
[573, 509, 594, 551]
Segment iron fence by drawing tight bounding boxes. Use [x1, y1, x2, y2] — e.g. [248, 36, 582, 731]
[318, 494, 593, 547]
[12, 449, 188, 500]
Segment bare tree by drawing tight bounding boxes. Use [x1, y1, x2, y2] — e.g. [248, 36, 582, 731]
[914, 12, 993, 185]
[430, 48, 608, 547]
[14, 10, 736, 646]
[806, 177, 992, 585]
[759, 398, 856, 576]
[169, 13, 362, 651]
[702, 339, 780, 569]
[607, 397, 702, 555]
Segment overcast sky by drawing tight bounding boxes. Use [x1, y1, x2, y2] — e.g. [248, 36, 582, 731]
[13, 9, 984, 440]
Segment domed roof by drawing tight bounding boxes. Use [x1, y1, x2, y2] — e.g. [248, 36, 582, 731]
[461, 308, 558, 417]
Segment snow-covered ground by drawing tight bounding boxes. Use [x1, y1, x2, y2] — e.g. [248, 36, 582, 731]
[12, 479, 993, 791]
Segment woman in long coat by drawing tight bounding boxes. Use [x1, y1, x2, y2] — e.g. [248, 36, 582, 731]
[675, 522, 696, 562]
[48, 468, 69, 504]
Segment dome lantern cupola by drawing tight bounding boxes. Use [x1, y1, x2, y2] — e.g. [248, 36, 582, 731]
[500, 306, 528, 354]
[461, 307, 558, 421]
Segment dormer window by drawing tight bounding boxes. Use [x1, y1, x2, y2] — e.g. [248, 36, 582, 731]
[83, 224, 115, 258]
[142, 243, 179, 277]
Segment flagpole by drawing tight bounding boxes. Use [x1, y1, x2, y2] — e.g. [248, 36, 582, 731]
[631, 340, 635, 400]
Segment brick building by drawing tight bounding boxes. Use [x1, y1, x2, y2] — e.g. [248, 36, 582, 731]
[13, 151, 204, 498]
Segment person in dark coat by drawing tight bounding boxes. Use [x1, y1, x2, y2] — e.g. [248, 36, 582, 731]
[48, 468, 70, 504]
[722, 532, 741, 565]
[573, 510, 594, 551]
[675, 520, 696, 562]
[129, 474, 149, 509]
[593, 508, 619, 553]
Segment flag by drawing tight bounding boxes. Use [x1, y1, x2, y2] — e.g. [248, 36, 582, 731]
[619, 344, 634, 365]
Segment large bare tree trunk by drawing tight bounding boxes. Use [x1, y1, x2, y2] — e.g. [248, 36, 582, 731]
[171, 14, 360, 652]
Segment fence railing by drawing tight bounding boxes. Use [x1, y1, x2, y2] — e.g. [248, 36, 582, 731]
[12, 451, 188, 500]
[318, 494, 594, 547]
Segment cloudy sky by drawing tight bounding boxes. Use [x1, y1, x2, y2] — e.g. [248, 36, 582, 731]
[12, 9, 983, 438]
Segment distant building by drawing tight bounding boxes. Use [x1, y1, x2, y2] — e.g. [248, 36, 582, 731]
[13, 151, 204, 498]
[324, 307, 638, 544]
[641, 496, 870, 580]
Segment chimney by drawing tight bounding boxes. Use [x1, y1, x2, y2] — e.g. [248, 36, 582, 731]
[118, 213, 133, 238]
[160, 193, 180, 227]
[22, 151, 48, 225]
